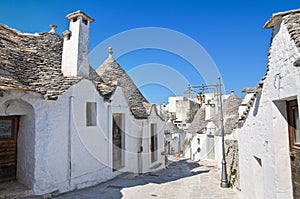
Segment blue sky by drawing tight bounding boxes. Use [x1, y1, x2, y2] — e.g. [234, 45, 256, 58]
[1, 0, 299, 104]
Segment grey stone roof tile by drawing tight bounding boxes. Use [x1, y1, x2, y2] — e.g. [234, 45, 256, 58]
[0, 24, 113, 101]
[96, 53, 152, 119]
[164, 121, 179, 134]
[187, 107, 206, 134]
[0, 24, 85, 99]
[188, 92, 242, 135]
[0, 23, 158, 119]
[283, 13, 300, 49]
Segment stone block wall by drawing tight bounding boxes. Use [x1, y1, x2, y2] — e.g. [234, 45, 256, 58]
[225, 139, 240, 190]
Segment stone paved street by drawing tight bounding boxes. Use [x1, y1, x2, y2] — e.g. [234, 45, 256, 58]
[24, 157, 239, 199]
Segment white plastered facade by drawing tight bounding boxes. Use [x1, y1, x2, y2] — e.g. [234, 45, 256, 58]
[237, 18, 299, 199]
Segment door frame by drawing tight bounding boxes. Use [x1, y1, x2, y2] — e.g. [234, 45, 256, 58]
[150, 123, 158, 163]
[112, 113, 125, 171]
[287, 99, 300, 198]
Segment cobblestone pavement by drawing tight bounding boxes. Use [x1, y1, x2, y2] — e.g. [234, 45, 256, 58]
[24, 157, 239, 199]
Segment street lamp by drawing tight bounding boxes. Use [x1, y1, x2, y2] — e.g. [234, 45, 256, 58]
[185, 77, 229, 188]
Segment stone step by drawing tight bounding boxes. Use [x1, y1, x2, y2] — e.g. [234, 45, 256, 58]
[0, 181, 32, 199]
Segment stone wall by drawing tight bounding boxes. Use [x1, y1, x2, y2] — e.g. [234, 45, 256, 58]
[225, 139, 240, 190]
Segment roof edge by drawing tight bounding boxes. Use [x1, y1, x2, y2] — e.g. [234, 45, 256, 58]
[66, 10, 94, 22]
[264, 8, 300, 29]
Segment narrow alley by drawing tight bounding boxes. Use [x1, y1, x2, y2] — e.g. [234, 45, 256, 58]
[23, 157, 238, 199]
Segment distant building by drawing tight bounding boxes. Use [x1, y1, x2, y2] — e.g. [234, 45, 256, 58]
[163, 120, 184, 155]
[237, 9, 300, 199]
[165, 96, 199, 130]
[184, 91, 241, 171]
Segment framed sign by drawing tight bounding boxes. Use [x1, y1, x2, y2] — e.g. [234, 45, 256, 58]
[0, 120, 13, 139]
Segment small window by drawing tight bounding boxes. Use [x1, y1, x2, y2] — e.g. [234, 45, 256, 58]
[86, 102, 97, 126]
[164, 130, 170, 136]
[66, 33, 71, 40]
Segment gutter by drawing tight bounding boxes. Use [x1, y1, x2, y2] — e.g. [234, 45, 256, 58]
[68, 96, 74, 187]
[138, 121, 144, 175]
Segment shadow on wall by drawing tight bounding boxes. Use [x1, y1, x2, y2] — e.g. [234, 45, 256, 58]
[253, 92, 262, 116]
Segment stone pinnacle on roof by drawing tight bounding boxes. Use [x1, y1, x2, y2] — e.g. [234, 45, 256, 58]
[108, 47, 113, 58]
[49, 24, 57, 33]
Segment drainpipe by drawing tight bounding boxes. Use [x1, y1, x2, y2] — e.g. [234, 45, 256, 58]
[138, 121, 144, 175]
[189, 138, 192, 160]
[106, 100, 111, 168]
[68, 96, 74, 187]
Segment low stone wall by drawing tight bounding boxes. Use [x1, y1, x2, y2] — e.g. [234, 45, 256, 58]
[225, 139, 240, 190]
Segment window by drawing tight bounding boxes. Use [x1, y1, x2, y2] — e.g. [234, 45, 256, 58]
[164, 130, 170, 136]
[287, 100, 300, 147]
[151, 123, 158, 163]
[86, 102, 97, 126]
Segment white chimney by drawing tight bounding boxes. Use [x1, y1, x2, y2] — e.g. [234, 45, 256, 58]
[61, 10, 94, 77]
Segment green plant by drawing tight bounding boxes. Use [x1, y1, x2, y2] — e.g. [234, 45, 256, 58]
[186, 108, 198, 123]
[182, 138, 190, 151]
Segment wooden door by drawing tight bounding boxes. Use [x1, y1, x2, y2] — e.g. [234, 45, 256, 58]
[207, 135, 215, 159]
[112, 114, 123, 171]
[0, 116, 19, 182]
[287, 100, 300, 198]
[150, 123, 157, 163]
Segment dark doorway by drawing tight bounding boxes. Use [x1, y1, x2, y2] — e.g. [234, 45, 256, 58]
[0, 116, 19, 182]
[112, 114, 124, 171]
[287, 99, 300, 198]
[151, 123, 157, 163]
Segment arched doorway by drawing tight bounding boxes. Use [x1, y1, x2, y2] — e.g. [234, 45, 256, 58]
[0, 99, 35, 189]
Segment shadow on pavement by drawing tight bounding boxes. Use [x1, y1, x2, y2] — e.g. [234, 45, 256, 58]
[21, 158, 212, 199]
[47, 158, 211, 199]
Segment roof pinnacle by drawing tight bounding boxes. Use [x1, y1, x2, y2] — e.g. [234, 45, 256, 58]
[108, 47, 113, 58]
[49, 24, 57, 33]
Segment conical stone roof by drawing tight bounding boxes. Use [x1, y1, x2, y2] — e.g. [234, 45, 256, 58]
[164, 120, 180, 134]
[187, 107, 206, 135]
[96, 47, 152, 119]
[188, 92, 242, 136]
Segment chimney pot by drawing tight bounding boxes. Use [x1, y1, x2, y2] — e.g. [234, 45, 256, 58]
[61, 11, 94, 78]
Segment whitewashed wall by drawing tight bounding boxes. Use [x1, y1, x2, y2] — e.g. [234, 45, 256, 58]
[0, 91, 41, 190]
[0, 80, 165, 195]
[237, 19, 300, 199]
[32, 79, 116, 195]
[142, 108, 165, 172]
[110, 86, 141, 174]
[110, 87, 165, 173]
[61, 15, 90, 77]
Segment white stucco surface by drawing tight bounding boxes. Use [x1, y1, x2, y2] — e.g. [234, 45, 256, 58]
[110, 87, 165, 174]
[61, 15, 90, 77]
[237, 19, 299, 199]
[0, 92, 40, 190]
[0, 11, 165, 196]
[31, 80, 117, 195]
